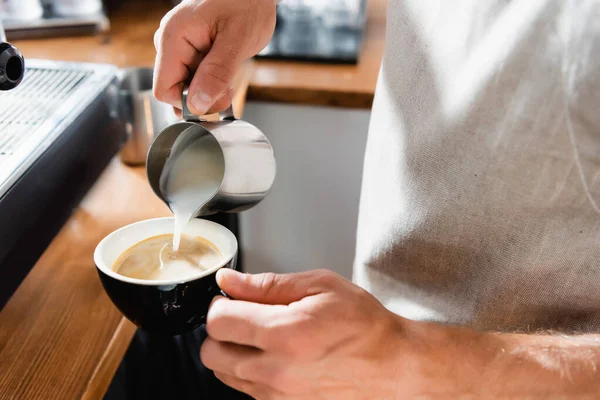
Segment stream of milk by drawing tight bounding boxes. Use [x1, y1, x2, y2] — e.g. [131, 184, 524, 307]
[159, 129, 224, 251]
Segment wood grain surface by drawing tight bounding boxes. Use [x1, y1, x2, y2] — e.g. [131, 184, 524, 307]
[12, 0, 387, 109]
[12, 0, 165, 69]
[0, 161, 169, 400]
[80, 319, 136, 400]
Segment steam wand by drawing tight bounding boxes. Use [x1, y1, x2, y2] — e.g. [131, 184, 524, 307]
[0, 19, 25, 91]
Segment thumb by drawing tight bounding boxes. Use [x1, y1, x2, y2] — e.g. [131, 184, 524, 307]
[216, 269, 323, 305]
[187, 35, 240, 115]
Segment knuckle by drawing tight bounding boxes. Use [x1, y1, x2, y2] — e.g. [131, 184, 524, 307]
[159, 10, 184, 42]
[161, 4, 186, 28]
[160, 22, 176, 43]
[158, 14, 169, 30]
[314, 269, 340, 288]
[159, 7, 175, 28]
[201, 61, 234, 88]
[257, 272, 278, 297]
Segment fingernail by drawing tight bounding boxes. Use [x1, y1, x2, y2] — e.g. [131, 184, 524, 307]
[191, 92, 213, 115]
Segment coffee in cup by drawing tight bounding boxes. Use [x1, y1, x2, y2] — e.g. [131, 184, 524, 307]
[94, 217, 237, 335]
[113, 234, 225, 281]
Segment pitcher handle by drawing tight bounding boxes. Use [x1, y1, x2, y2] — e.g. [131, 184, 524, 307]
[181, 86, 236, 122]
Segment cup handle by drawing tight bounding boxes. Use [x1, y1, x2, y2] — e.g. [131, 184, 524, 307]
[181, 86, 236, 122]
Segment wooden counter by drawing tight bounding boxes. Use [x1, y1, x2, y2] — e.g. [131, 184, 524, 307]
[0, 161, 169, 400]
[248, 0, 386, 108]
[12, 0, 386, 109]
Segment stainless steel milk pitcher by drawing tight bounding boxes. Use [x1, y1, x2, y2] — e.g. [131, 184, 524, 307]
[147, 88, 276, 217]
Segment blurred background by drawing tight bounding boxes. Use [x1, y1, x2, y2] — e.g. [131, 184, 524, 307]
[2, 0, 367, 63]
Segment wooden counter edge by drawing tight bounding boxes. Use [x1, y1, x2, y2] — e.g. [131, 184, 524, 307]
[247, 85, 375, 109]
[81, 318, 136, 400]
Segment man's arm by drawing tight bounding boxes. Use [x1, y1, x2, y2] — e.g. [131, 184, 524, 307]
[406, 319, 600, 397]
[200, 268, 600, 399]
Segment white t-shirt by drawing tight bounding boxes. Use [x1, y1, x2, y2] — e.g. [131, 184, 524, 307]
[354, 0, 600, 333]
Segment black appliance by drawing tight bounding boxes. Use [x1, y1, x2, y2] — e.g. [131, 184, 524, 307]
[0, 58, 124, 308]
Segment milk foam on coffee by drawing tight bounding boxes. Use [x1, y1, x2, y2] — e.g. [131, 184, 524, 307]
[159, 130, 224, 251]
[113, 234, 224, 281]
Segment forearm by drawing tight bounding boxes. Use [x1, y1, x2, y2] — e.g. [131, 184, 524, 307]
[488, 332, 600, 397]
[401, 319, 600, 398]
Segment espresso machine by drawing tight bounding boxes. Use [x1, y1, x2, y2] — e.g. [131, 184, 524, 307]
[0, 19, 25, 90]
[0, 21, 124, 308]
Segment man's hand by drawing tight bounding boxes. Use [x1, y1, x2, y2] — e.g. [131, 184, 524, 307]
[201, 269, 405, 399]
[202, 269, 600, 399]
[153, 0, 276, 116]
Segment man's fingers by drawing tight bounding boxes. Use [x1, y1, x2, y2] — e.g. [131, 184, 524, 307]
[187, 34, 242, 115]
[152, 6, 208, 108]
[216, 268, 334, 305]
[171, 88, 230, 120]
[153, 34, 204, 109]
[152, 52, 188, 109]
[202, 338, 292, 390]
[206, 297, 288, 348]
[213, 371, 276, 400]
[201, 338, 261, 377]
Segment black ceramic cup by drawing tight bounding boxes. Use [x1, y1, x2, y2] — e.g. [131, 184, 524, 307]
[94, 217, 238, 335]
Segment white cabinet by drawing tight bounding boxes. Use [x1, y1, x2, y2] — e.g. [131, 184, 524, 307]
[240, 102, 371, 279]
